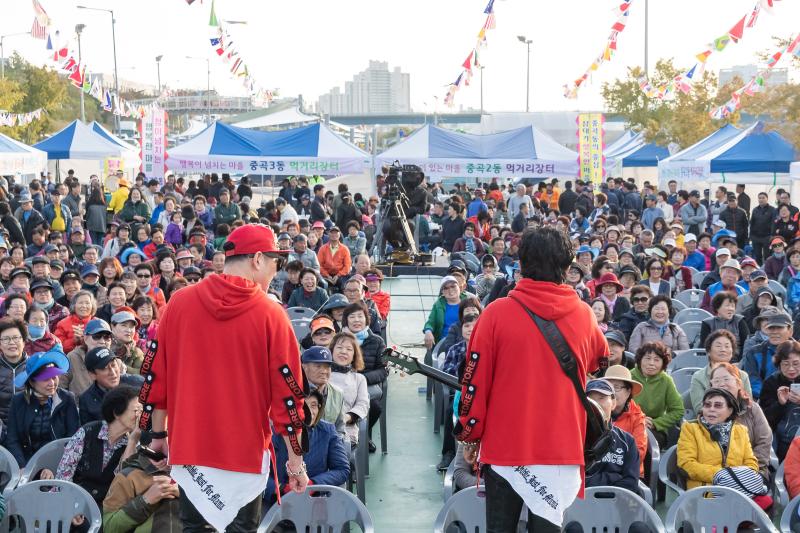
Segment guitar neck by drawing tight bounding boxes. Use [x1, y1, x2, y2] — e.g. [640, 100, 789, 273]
[407, 360, 462, 389]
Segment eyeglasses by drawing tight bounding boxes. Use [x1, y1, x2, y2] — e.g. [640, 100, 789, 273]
[611, 384, 628, 392]
[262, 253, 286, 270]
[703, 401, 728, 409]
[710, 377, 736, 385]
[91, 333, 112, 341]
[780, 360, 800, 370]
[649, 266, 663, 271]
[137, 274, 151, 279]
[632, 297, 649, 303]
[0, 336, 22, 344]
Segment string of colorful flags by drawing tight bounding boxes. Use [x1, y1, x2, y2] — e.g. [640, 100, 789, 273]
[0, 109, 46, 127]
[563, 0, 634, 99]
[638, 0, 784, 101]
[443, 0, 496, 108]
[709, 33, 800, 119]
[207, 0, 277, 106]
[29, 0, 147, 119]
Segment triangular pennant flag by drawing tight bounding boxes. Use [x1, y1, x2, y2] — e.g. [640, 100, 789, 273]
[68, 64, 84, 88]
[728, 15, 746, 42]
[210, 37, 220, 46]
[685, 64, 697, 80]
[208, 0, 218, 26]
[462, 51, 473, 72]
[61, 56, 77, 74]
[746, 4, 761, 27]
[102, 89, 112, 111]
[90, 78, 102, 99]
[82, 74, 91, 94]
[767, 51, 782, 67]
[696, 50, 712, 62]
[713, 35, 731, 51]
[454, 72, 464, 87]
[483, 0, 494, 14]
[473, 48, 480, 68]
[787, 34, 800, 55]
[45, 34, 52, 50]
[484, 12, 496, 30]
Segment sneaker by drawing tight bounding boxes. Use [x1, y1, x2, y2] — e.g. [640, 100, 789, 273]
[437, 451, 455, 472]
[368, 440, 377, 453]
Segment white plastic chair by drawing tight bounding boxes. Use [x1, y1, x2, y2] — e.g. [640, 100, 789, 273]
[674, 307, 713, 326]
[670, 367, 701, 395]
[19, 438, 69, 484]
[770, 279, 789, 305]
[665, 485, 778, 533]
[680, 320, 702, 348]
[285, 306, 317, 320]
[290, 318, 311, 342]
[435, 486, 490, 533]
[692, 271, 709, 289]
[646, 429, 661, 500]
[658, 445, 686, 497]
[1, 479, 102, 532]
[563, 487, 665, 533]
[776, 460, 790, 508]
[780, 494, 800, 533]
[671, 298, 688, 313]
[258, 485, 375, 533]
[0, 444, 20, 496]
[676, 288, 706, 308]
[668, 351, 708, 372]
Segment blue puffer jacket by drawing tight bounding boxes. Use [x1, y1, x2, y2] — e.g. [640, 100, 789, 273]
[266, 419, 350, 504]
[585, 426, 641, 496]
[741, 340, 779, 400]
[4, 388, 80, 466]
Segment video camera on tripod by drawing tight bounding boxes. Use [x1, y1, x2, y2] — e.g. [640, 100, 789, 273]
[374, 161, 431, 264]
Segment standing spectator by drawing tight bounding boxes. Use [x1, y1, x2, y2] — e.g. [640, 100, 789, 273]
[558, 181, 577, 215]
[15, 189, 46, 245]
[108, 178, 131, 214]
[679, 190, 707, 236]
[441, 203, 466, 252]
[0, 202, 25, 246]
[718, 193, 749, 248]
[750, 192, 776, 264]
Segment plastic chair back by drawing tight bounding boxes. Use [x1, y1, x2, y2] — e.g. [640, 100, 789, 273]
[780, 494, 800, 533]
[19, 438, 69, 484]
[776, 460, 789, 508]
[434, 486, 487, 533]
[0, 445, 20, 496]
[665, 485, 778, 532]
[1, 479, 102, 532]
[563, 487, 665, 533]
[658, 445, 686, 496]
[671, 298, 688, 313]
[674, 308, 713, 326]
[290, 318, 311, 342]
[680, 321, 702, 349]
[676, 288, 705, 308]
[770, 280, 788, 304]
[443, 459, 456, 502]
[286, 306, 317, 320]
[258, 485, 375, 533]
[692, 271, 709, 289]
[668, 351, 708, 372]
[682, 390, 695, 420]
[670, 367, 701, 395]
[645, 429, 661, 497]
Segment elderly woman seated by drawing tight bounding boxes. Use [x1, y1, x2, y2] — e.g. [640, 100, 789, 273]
[677, 388, 762, 489]
[689, 329, 752, 414]
[698, 291, 749, 351]
[266, 389, 350, 505]
[631, 341, 684, 448]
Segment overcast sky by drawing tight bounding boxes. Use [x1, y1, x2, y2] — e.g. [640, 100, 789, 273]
[2, 0, 798, 114]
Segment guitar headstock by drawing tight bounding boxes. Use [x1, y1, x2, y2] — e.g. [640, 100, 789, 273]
[383, 347, 423, 376]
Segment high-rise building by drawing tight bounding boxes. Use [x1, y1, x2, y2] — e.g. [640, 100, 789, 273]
[718, 64, 788, 88]
[318, 60, 410, 115]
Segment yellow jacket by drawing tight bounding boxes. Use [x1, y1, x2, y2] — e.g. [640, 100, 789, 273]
[108, 186, 130, 214]
[677, 420, 759, 490]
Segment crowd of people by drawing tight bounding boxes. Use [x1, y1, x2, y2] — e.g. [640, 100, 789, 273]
[5, 165, 800, 528]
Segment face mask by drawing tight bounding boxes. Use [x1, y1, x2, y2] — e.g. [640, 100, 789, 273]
[27, 324, 46, 340]
[774, 251, 785, 259]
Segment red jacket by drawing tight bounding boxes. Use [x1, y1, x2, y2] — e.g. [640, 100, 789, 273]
[368, 291, 391, 320]
[613, 400, 648, 477]
[149, 274, 305, 474]
[456, 279, 606, 485]
[54, 314, 93, 354]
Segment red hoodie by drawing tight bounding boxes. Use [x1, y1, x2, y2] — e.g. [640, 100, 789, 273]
[149, 274, 304, 474]
[456, 278, 607, 490]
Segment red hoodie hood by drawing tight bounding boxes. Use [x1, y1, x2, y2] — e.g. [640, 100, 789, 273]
[507, 277, 585, 321]
[195, 273, 266, 320]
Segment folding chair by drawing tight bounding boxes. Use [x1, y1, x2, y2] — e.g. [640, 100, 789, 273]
[780, 494, 800, 533]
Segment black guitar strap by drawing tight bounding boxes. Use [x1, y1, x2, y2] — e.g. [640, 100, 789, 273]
[509, 296, 606, 440]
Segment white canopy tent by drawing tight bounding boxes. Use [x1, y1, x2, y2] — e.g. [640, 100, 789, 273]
[230, 106, 319, 130]
[0, 132, 47, 179]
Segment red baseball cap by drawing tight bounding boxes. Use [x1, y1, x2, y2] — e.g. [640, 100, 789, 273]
[223, 224, 288, 257]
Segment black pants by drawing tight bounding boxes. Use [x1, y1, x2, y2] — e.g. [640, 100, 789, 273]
[367, 384, 383, 432]
[751, 237, 770, 264]
[441, 390, 456, 455]
[565, 523, 653, 533]
[179, 487, 262, 532]
[484, 465, 561, 533]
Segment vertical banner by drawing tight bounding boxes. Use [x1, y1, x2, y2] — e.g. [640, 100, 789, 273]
[578, 113, 604, 189]
[140, 105, 168, 183]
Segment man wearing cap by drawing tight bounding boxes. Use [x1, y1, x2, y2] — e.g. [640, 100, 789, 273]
[699, 247, 731, 291]
[108, 177, 131, 214]
[456, 227, 607, 531]
[318, 226, 351, 290]
[582, 379, 642, 497]
[78, 346, 123, 425]
[679, 190, 708, 236]
[742, 307, 795, 399]
[109, 308, 144, 373]
[700, 258, 747, 312]
[748, 192, 777, 263]
[737, 269, 771, 314]
[288, 233, 320, 271]
[30, 278, 69, 332]
[301, 346, 345, 435]
[641, 194, 664, 231]
[148, 224, 307, 531]
[681, 233, 705, 271]
[61, 318, 113, 395]
[14, 189, 47, 245]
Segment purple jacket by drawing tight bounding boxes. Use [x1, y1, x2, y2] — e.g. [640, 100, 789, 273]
[165, 222, 183, 247]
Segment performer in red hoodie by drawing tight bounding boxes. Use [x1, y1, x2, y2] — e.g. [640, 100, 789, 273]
[456, 227, 608, 532]
[148, 224, 306, 531]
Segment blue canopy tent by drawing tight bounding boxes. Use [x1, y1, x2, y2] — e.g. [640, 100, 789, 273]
[659, 122, 797, 187]
[605, 131, 670, 172]
[375, 124, 579, 181]
[166, 121, 369, 175]
[33, 120, 128, 160]
[89, 121, 140, 164]
[0, 132, 47, 178]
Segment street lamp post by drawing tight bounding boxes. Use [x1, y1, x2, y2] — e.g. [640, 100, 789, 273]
[155, 55, 163, 94]
[186, 56, 211, 125]
[517, 35, 533, 113]
[75, 24, 86, 122]
[478, 66, 485, 117]
[77, 5, 120, 133]
[0, 31, 31, 79]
